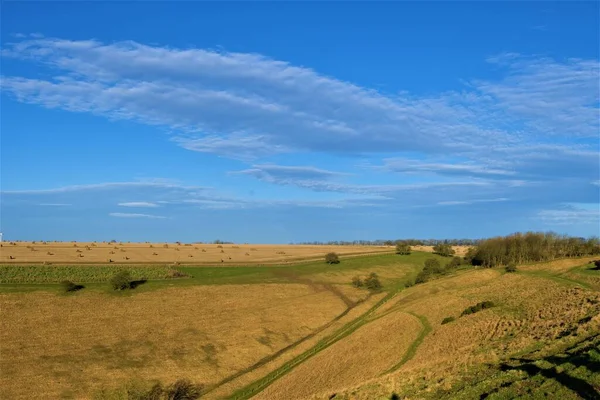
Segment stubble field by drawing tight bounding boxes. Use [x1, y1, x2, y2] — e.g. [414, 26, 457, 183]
[1, 241, 395, 265]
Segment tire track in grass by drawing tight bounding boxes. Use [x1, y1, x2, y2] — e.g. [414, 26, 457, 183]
[381, 312, 432, 375]
[202, 272, 370, 397]
[227, 288, 403, 400]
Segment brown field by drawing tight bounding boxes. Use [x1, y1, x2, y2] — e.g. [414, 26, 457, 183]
[412, 245, 471, 256]
[0, 283, 363, 399]
[312, 259, 600, 399]
[1, 251, 597, 400]
[1, 241, 394, 265]
[208, 292, 387, 399]
[254, 311, 423, 400]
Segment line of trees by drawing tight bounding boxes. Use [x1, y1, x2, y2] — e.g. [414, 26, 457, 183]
[466, 232, 600, 268]
[295, 238, 481, 246]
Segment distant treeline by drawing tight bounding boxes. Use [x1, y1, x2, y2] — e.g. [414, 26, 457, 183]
[467, 232, 600, 267]
[294, 239, 481, 246]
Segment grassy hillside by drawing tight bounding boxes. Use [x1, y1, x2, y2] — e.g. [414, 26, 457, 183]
[0, 253, 598, 399]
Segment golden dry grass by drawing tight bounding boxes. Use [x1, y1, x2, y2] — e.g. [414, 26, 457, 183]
[0, 284, 352, 399]
[254, 310, 423, 400]
[0, 242, 393, 265]
[209, 292, 386, 399]
[313, 264, 600, 399]
[412, 245, 471, 256]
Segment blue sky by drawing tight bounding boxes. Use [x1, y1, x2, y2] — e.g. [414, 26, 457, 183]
[1, 2, 599, 243]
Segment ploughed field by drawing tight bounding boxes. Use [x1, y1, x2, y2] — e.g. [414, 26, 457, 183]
[0, 250, 598, 400]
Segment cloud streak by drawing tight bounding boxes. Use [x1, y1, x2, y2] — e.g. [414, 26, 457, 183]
[118, 201, 159, 208]
[2, 37, 597, 162]
[109, 212, 166, 219]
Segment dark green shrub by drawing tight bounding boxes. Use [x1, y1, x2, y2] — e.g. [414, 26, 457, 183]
[441, 316, 455, 325]
[61, 280, 84, 292]
[364, 272, 382, 291]
[395, 242, 411, 255]
[122, 379, 202, 400]
[505, 263, 518, 273]
[325, 252, 340, 264]
[461, 301, 496, 316]
[433, 243, 455, 257]
[390, 393, 401, 400]
[424, 258, 443, 274]
[415, 271, 429, 284]
[481, 300, 495, 309]
[447, 256, 462, 269]
[592, 260, 600, 270]
[110, 271, 133, 291]
[351, 276, 364, 288]
[165, 379, 203, 400]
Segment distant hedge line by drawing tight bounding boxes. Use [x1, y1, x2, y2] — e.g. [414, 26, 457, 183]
[465, 232, 600, 268]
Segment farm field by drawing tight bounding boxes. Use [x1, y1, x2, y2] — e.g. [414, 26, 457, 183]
[0, 241, 396, 265]
[0, 252, 598, 399]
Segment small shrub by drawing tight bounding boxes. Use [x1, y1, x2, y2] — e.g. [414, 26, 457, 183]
[364, 272, 382, 291]
[592, 260, 600, 270]
[325, 252, 340, 264]
[167, 269, 188, 278]
[390, 393, 401, 400]
[395, 242, 411, 255]
[216, 245, 223, 248]
[505, 263, 518, 273]
[461, 301, 496, 316]
[447, 256, 462, 269]
[110, 271, 133, 291]
[61, 280, 84, 292]
[165, 379, 203, 400]
[441, 316, 455, 325]
[415, 271, 428, 284]
[117, 378, 202, 400]
[424, 258, 442, 273]
[351, 276, 364, 288]
[433, 243, 455, 257]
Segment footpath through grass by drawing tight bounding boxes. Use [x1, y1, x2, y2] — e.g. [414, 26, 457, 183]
[228, 287, 404, 400]
[518, 262, 599, 291]
[381, 312, 432, 376]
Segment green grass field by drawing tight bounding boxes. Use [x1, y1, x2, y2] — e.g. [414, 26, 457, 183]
[0, 251, 448, 292]
[0, 264, 182, 284]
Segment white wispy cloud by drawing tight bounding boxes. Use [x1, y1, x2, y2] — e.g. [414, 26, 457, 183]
[109, 212, 166, 219]
[232, 162, 491, 195]
[2, 180, 206, 195]
[2, 37, 597, 162]
[478, 53, 599, 138]
[537, 207, 600, 225]
[117, 201, 159, 208]
[380, 159, 516, 178]
[234, 164, 348, 181]
[437, 198, 508, 206]
[1, 36, 598, 225]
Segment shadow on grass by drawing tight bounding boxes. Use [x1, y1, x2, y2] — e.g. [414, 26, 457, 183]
[129, 279, 147, 289]
[66, 284, 85, 292]
[495, 337, 600, 400]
